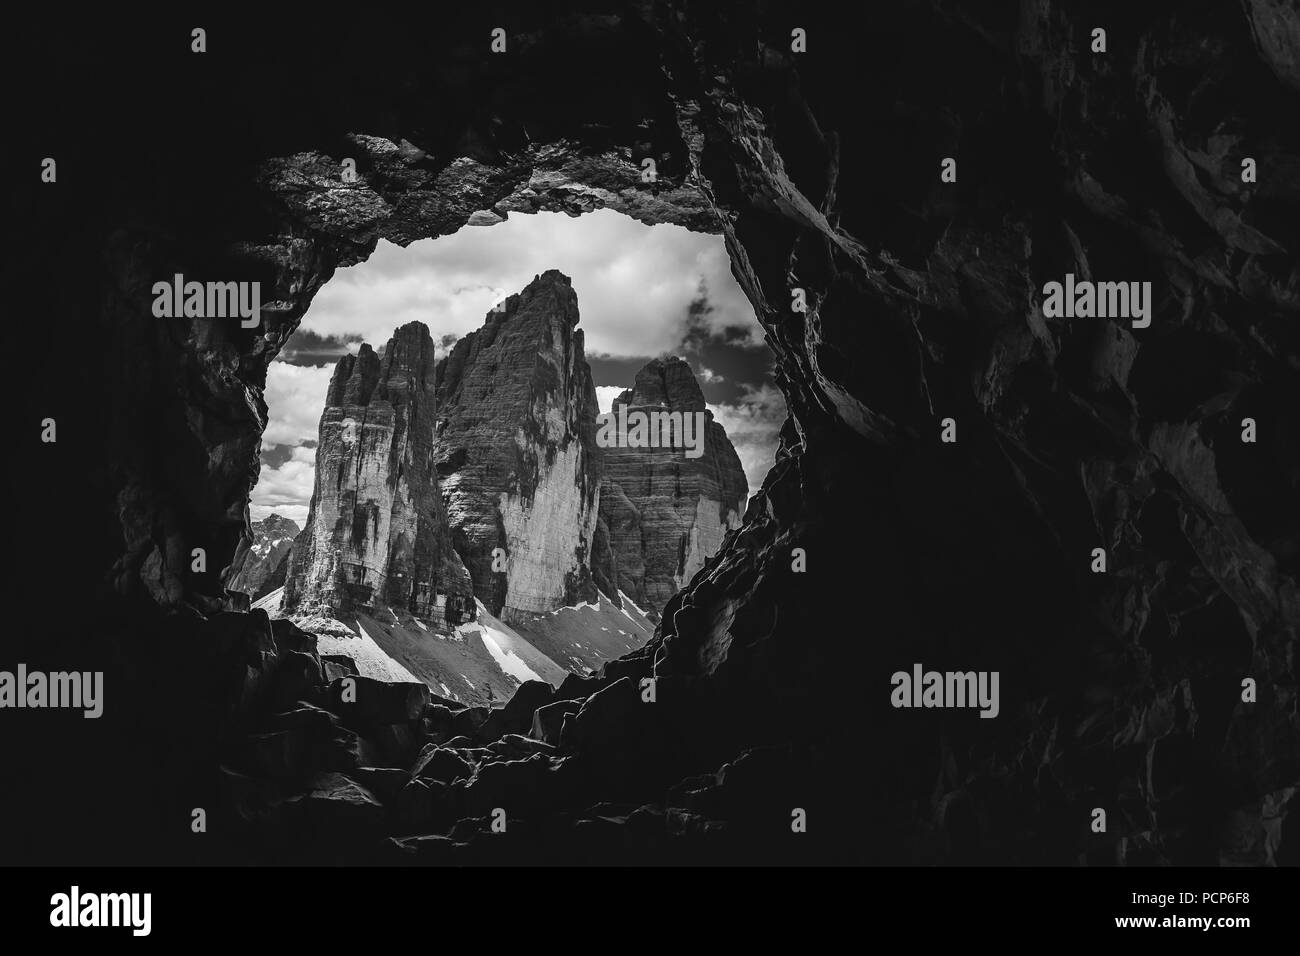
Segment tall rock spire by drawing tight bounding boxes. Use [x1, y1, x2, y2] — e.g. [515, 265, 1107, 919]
[282, 321, 476, 627]
[433, 270, 603, 623]
[591, 356, 748, 618]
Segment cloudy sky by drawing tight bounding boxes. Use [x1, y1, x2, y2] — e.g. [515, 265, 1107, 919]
[252, 210, 786, 526]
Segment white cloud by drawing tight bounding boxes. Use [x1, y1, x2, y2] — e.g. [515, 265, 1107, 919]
[708, 383, 788, 498]
[251, 444, 316, 527]
[596, 386, 627, 414]
[262, 363, 333, 448]
[298, 209, 758, 359]
[257, 366, 329, 524]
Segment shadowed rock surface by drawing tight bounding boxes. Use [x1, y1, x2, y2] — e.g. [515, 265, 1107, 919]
[434, 270, 604, 624]
[8, 2, 1300, 866]
[592, 357, 748, 618]
[282, 322, 476, 629]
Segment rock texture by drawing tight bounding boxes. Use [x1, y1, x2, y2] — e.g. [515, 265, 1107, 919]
[592, 357, 747, 618]
[283, 323, 476, 628]
[434, 271, 603, 624]
[273, 272, 666, 702]
[225, 514, 299, 600]
[12, 4, 1300, 866]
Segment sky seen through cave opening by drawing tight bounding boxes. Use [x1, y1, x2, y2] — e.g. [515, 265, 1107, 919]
[253, 209, 786, 526]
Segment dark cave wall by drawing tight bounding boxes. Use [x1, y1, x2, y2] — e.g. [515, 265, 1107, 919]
[662, 0, 1300, 863]
[6, 1, 1298, 863]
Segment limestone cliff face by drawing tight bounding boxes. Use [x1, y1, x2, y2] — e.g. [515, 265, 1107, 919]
[591, 357, 747, 618]
[282, 323, 476, 628]
[434, 271, 602, 624]
[224, 514, 299, 600]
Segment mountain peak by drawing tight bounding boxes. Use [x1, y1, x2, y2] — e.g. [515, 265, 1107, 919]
[434, 270, 601, 621]
[255, 513, 300, 534]
[533, 268, 572, 286]
[613, 355, 707, 413]
[480, 270, 580, 332]
[593, 356, 746, 617]
[284, 316, 476, 628]
[225, 514, 302, 602]
[327, 323, 438, 408]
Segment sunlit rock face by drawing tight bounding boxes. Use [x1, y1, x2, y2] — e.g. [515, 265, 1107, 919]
[433, 270, 604, 625]
[592, 357, 747, 619]
[283, 322, 476, 629]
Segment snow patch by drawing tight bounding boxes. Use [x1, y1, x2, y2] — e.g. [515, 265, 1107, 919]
[251, 586, 285, 616]
[617, 590, 651, 625]
[478, 625, 546, 684]
[549, 600, 600, 616]
[309, 619, 422, 684]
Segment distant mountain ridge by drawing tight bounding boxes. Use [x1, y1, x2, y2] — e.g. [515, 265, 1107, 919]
[224, 514, 300, 600]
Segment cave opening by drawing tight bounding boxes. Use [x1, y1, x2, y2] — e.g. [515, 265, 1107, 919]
[230, 208, 785, 708]
[5, 0, 1296, 874]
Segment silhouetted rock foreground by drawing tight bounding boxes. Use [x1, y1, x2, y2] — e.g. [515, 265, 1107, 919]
[188, 606, 838, 864]
[8, 2, 1299, 865]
